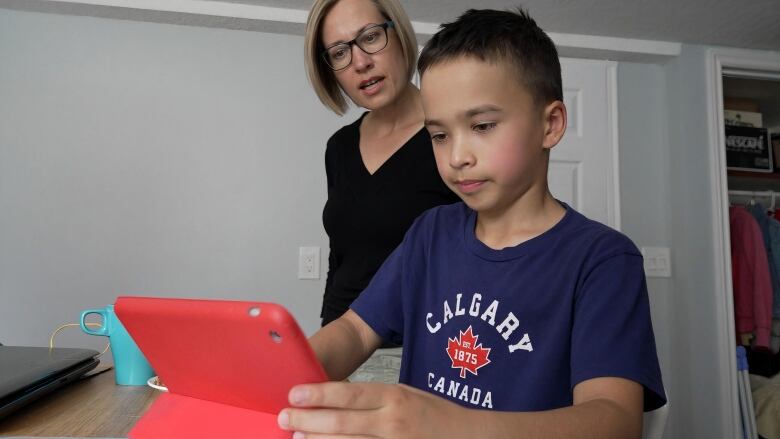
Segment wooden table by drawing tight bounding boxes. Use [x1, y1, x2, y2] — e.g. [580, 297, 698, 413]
[0, 368, 159, 437]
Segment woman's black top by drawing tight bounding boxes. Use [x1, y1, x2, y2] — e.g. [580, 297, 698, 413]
[321, 113, 459, 325]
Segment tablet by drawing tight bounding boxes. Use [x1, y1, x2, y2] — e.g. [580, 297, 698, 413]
[115, 296, 328, 438]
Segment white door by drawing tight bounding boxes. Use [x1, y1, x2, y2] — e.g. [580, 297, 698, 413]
[550, 58, 620, 229]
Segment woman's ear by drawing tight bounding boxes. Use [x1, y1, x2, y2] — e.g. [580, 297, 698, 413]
[542, 100, 567, 150]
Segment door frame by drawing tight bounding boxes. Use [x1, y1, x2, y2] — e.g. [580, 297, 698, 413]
[706, 47, 780, 439]
[606, 61, 621, 230]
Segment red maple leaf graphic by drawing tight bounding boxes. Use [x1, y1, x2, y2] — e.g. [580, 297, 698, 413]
[446, 326, 491, 378]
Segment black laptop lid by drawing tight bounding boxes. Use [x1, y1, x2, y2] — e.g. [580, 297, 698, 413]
[0, 346, 99, 398]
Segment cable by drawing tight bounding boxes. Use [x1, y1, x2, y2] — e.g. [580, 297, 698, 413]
[49, 323, 110, 358]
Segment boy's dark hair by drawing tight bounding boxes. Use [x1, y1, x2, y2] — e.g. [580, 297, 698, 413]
[418, 8, 562, 106]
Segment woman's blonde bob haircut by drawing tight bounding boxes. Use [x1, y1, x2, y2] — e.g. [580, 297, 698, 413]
[304, 0, 418, 115]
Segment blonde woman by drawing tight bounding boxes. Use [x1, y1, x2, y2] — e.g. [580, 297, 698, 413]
[305, 0, 458, 332]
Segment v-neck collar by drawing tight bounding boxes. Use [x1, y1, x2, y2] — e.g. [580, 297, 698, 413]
[355, 112, 427, 178]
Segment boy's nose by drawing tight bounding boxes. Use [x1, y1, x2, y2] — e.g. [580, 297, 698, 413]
[449, 137, 475, 168]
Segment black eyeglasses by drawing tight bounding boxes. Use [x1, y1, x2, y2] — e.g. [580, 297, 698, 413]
[321, 21, 395, 71]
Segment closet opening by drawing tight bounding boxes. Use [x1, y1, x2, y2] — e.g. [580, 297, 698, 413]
[708, 49, 780, 439]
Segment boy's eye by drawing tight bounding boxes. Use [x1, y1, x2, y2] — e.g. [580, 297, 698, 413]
[430, 133, 447, 144]
[473, 122, 496, 133]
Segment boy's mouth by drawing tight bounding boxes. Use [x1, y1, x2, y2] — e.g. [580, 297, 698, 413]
[455, 179, 486, 194]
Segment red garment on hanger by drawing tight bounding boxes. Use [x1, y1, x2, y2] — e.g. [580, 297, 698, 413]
[730, 206, 773, 349]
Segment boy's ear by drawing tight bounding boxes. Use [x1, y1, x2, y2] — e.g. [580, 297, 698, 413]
[542, 100, 567, 150]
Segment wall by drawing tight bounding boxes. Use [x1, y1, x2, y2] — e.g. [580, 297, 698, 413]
[613, 41, 780, 439]
[616, 61, 677, 437]
[666, 44, 740, 438]
[620, 46, 743, 439]
[0, 9, 361, 354]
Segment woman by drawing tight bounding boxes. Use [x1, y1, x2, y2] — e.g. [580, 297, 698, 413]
[304, 0, 458, 330]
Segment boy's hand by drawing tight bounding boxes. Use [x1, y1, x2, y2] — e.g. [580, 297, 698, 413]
[277, 381, 474, 438]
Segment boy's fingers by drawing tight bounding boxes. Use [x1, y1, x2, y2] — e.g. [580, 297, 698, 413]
[278, 407, 378, 436]
[288, 382, 391, 409]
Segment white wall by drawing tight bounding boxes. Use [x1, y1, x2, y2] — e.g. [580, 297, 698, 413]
[616, 61, 677, 437]
[0, 9, 361, 354]
[619, 48, 743, 439]
[665, 44, 739, 438]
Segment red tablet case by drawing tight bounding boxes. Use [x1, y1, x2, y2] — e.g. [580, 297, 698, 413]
[115, 296, 328, 439]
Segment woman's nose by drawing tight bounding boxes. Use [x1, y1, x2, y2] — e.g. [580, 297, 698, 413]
[351, 45, 374, 71]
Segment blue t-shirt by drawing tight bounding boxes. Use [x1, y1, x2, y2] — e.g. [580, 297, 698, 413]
[351, 202, 666, 412]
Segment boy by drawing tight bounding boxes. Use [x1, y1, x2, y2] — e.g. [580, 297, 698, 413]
[278, 8, 665, 438]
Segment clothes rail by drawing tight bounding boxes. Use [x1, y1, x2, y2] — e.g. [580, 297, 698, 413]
[728, 190, 779, 209]
[728, 190, 780, 198]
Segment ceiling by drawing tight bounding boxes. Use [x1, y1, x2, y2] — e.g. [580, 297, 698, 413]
[223, 0, 780, 52]
[1, 0, 778, 55]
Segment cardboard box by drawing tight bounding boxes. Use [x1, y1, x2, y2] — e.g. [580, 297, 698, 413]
[724, 109, 763, 128]
[726, 125, 772, 172]
[724, 97, 760, 112]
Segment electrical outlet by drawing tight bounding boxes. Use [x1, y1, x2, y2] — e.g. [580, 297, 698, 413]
[298, 246, 320, 279]
[641, 247, 672, 278]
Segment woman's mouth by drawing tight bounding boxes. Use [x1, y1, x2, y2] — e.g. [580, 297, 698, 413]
[359, 77, 384, 95]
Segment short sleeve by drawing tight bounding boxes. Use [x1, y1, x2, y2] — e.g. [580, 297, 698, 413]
[349, 241, 406, 345]
[570, 249, 667, 412]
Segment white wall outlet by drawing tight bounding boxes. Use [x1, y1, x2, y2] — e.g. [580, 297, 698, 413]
[298, 246, 320, 280]
[641, 247, 672, 278]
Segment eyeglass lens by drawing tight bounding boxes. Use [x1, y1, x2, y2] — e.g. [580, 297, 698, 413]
[325, 24, 388, 70]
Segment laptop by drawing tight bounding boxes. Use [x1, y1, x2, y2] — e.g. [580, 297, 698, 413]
[0, 345, 100, 419]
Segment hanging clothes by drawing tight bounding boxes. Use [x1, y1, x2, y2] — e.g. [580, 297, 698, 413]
[761, 206, 780, 354]
[749, 205, 780, 307]
[730, 206, 773, 350]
